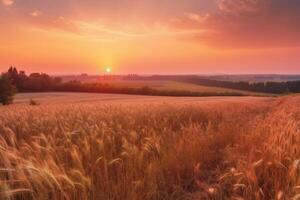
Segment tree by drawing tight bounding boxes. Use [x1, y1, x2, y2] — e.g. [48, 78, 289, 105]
[7, 66, 19, 84]
[0, 74, 17, 105]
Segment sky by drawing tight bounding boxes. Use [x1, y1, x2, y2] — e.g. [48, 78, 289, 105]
[0, 0, 300, 75]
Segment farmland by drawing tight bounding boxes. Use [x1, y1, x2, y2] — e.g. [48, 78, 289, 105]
[98, 80, 269, 96]
[0, 93, 299, 199]
[13, 92, 271, 105]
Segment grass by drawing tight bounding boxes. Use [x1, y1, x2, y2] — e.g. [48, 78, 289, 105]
[0, 95, 299, 199]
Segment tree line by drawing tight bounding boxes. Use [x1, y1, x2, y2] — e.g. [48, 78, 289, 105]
[125, 75, 300, 94]
[0, 67, 246, 105]
[1, 67, 300, 105]
[182, 76, 300, 94]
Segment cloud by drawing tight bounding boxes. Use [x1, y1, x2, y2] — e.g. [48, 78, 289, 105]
[1, 0, 13, 6]
[174, 0, 300, 49]
[3, 0, 300, 49]
[30, 10, 42, 17]
[29, 16, 80, 33]
[185, 13, 209, 23]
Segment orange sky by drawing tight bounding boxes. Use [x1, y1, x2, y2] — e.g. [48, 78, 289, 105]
[0, 0, 300, 74]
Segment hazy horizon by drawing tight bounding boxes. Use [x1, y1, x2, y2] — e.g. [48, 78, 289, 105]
[0, 65, 300, 76]
[2, 67, 300, 77]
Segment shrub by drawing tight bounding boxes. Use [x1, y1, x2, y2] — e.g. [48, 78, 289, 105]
[29, 99, 39, 106]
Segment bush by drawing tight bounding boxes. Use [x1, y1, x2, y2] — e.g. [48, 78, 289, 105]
[29, 99, 39, 106]
[0, 74, 17, 105]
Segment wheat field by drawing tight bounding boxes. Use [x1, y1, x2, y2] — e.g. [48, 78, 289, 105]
[0, 94, 299, 200]
[99, 80, 267, 96]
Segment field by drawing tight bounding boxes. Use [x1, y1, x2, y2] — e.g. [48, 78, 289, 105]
[13, 92, 269, 105]
[99, 80, 269, 96]
[0, 93, 299, 200]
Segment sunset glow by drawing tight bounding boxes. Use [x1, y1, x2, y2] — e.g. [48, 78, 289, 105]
[0, 0, 300, 74]
[105, 67, 112, 73]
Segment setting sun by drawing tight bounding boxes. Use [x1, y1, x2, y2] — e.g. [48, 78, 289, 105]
[105, 67, 112, 73]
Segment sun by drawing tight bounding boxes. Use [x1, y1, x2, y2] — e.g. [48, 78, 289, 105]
[105, 67, 112, 73]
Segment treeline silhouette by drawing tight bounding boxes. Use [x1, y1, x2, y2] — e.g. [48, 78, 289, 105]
[4, 67, 244, 97]
[6, 67, 63, 92]
[124, 75, 300, 94]
[4, 67, 300, 96]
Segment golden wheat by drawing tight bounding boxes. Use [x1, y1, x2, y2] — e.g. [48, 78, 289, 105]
[0, 96, 299, 200]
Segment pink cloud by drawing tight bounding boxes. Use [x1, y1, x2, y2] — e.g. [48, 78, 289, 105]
[1, 0, 13, 6]
[29, 15, 80, 33]
[174, 0, 300, 49]
[30, 10, 42, 17]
